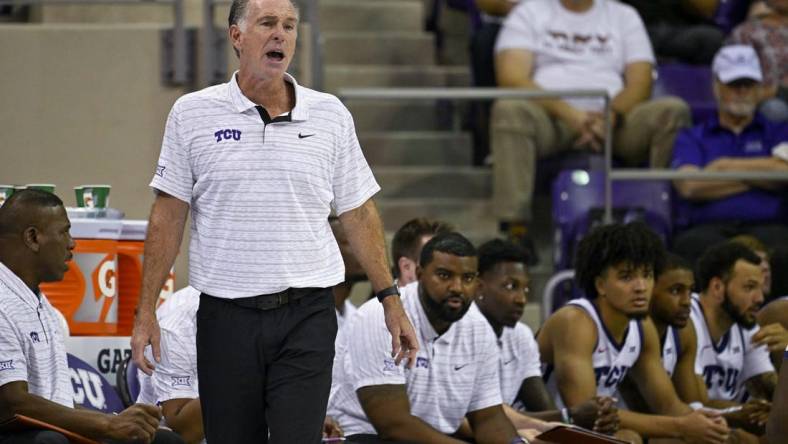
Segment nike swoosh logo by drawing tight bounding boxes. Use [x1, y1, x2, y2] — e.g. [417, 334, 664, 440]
[454, 364, 470, 371]
[298, 133, 315, 139]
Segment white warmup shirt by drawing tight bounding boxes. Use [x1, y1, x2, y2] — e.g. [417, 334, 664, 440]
[496, 318, 542, 408]
[0, 262, 72, 407]
[328, 282, 503, 436]
[495, 0, 654, 111]
[336, 299, 358, 332]
[151, 72, 380, 298]
[690, 296, 774, 402]
[137, 286, 201, 407]
[661, 325, 681, 377]
[544, 298, 643, 408]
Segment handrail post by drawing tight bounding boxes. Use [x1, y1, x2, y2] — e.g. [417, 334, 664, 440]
[201, 0, 215, 88]
[603, 94, 613, 224]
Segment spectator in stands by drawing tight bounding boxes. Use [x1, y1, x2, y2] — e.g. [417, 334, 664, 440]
[391, 218, 453, 287]
[537, 222, 730, 443]
[729, 0, 788, 123]
[0, 189, 182, 444]
[622, 0, 724, 65]
[329, 216, 366, 328]
[491, 0, 691, 244]
[671, 44, 788, 264]
[328, 233, 528, 444]
[474, 239, 620, 434]
[137, 286, 343, 444]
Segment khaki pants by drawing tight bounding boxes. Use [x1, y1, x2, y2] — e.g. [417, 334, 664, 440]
[490, 97, 691, 221]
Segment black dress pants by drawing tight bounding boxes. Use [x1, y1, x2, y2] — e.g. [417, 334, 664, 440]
[196, 288, 337, 444]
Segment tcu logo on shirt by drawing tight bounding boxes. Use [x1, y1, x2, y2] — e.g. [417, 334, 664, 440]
[214, 129, 242, 142]
[171, 376, 191, 387]
[595, 365, 630, 389]
[0, 360, 14, 371]
[416, 357, 430, 369]
[70, 368, 107, 410]
[702, 365, 740, 396]
[29, 332, 40, 343]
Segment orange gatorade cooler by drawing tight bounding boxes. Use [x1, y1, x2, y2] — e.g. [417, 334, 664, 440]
[116, 220, 175, 336]
[41, 218, 123, 335]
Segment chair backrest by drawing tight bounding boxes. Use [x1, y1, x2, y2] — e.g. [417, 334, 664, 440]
[552, 169, 672, 271]
[116, 356, 141, 408]
[653, 64, 717, 124]
[67, 353, 125, 413]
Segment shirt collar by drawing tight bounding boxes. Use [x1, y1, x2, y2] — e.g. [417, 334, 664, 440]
[228, 71, 308, 121]
[0, 261, 40, 309]
[708, 112, 767, 133]
[412, 283, 458, 345]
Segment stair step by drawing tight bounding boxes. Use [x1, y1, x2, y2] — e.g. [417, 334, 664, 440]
[323, 32, 434, 65]
[360, 131, 472, 166]
[376, 197, 496, 233]
[372, 166, 491, 199]
[349, 101, 457, 131]
[325, 65, 470, 92]
[320, 1, 423, 32]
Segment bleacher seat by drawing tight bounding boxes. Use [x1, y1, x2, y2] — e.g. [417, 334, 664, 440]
[653, 64, 717, 124]
[552, 169, 672, 270]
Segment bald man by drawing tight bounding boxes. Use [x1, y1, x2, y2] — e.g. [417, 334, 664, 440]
[0, 189, 182, 444]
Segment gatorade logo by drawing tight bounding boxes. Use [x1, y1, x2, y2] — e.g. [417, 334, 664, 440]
[74, 253, 118, 323]
[95, 258, 117, 300]
[70, 368, 107, 410]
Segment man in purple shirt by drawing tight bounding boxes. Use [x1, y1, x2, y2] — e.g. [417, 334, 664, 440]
[670, 44, 788, 263]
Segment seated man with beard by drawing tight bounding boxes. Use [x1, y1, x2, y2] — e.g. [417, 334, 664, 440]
[328, 233, 525, 444]
[537, 223, 730, 443]
[686, 242, 777, 440]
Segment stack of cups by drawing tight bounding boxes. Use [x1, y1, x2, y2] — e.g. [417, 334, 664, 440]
[0, 185, 14, 208]
[74, 185, 111, 208]
[0, 184, 57, 208]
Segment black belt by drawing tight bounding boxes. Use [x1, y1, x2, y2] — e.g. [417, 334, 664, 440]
[222, 287, 319, 311]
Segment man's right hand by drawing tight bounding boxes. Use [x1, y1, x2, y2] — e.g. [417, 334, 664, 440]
[131, 311, 161, 375]
[677, 409, 730, 444]
[566, 108, 603, 152]
[107, 403, 162, 443]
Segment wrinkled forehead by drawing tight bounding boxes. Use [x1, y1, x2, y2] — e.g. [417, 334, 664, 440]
[247, 0, 299, 21]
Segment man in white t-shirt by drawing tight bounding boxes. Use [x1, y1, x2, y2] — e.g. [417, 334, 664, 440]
[491, 0, 691, 237]
[0, 190, 180, 444]
[130, 0, 418, 441]
[328, 233, 526, 444]
[474, 239, 619, 435]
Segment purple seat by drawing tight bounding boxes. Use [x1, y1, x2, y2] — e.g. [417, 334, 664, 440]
[551, 169, 672, 310]
[67, 353, 125, 413]
[653, 64, 717, 124]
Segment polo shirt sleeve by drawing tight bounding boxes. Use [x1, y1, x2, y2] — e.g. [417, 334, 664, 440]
[670, 127, 704, 169]
[0, 308, 28, 388]
[149, 101, 194, 204]
[331, 106, 380, 216]
[495, 2, 538, 53]
[741, 326, 775, 383]
[619, 5, 655, 65]
[347, 308, 406, 391]
[149, 327, 199, 403]
[467, 329, 504, 413]
[519, 325, 542, 380]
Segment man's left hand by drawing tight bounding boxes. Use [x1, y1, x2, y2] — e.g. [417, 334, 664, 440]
[382, 296, 419, 368]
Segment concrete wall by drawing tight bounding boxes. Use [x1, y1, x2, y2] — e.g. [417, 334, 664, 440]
[0, 23, 194, 288]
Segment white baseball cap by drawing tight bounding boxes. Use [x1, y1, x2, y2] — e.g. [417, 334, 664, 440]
[712, 45, 763, 83]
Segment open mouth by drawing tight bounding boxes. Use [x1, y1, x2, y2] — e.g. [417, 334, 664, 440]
[445, 297, 464, 309]
[266, 50, 285, 62]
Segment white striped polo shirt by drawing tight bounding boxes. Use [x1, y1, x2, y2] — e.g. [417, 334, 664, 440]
[151, 72, 380, 298]
[327, 282, 503, 436]
[0, 262, 73, 407]
[497, 320, 542, 408]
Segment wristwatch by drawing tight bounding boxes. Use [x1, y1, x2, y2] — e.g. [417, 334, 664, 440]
[375, 285, 400, 303]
